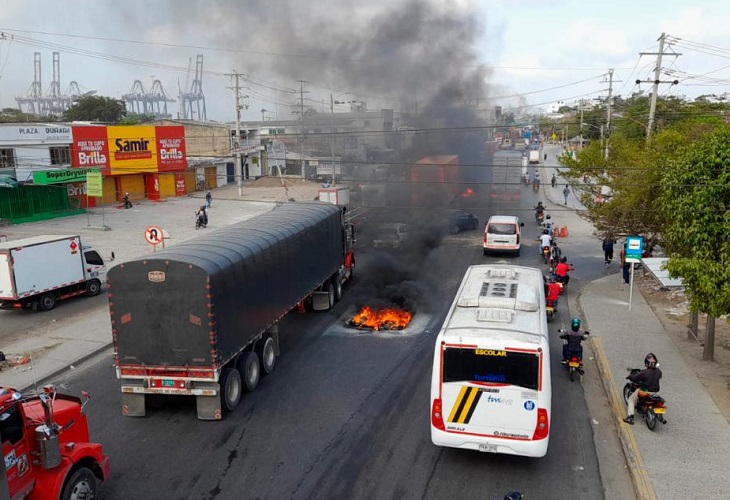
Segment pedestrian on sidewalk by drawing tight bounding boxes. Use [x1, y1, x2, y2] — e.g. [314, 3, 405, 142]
[562, 184, 570, 204]
[602, 238, 615, 267]
[551, 173, 556, 188]
[544, 153, 547, 162]
[206, 191, 212, 208]
[619, 244, 630, 284]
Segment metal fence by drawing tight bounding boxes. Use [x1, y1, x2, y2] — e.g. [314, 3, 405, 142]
[0, 185, 83, 224]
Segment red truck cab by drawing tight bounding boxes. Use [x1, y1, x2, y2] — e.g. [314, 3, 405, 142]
[0, 385, 109, 500]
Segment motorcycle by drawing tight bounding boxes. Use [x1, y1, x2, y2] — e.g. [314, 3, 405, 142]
[545, 298, 557, 322]
[533, 180, 540, 192]
[541, 245, 550, 265]
[623, 368, 668, 431]
[195, 212, 208, 230]
[535, 211, 544, 224]
[122, 196, 133, 209]
[559, 329, 589, 382]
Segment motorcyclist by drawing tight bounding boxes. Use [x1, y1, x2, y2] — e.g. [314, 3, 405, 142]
[624, 353, 662, 425]
[546, 276, 561, 309]
[534, 201, 545, 221]
[195, 205, 208, 227]
[560, 318, 589, 362]
[123, 192, 132, 209]
[542, 214, 554, 233]
[539, 229, 552, 256]
[554, 256, 571, 285]
[549, 240, 562, 269]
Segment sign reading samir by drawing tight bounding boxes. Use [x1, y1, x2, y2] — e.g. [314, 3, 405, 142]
[0, 124, 73, 143]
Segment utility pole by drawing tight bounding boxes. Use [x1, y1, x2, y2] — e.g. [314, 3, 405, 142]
[605, 69, 613, 160]
[230, 71, 244, 197]
[298, 80, 308, 180]
[638, 33, 680, 143]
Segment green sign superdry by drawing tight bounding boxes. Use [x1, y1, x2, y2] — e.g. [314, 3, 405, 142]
[32, 169, 97, 185]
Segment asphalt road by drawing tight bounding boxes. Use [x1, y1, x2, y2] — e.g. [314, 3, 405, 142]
[42, 177, 617, 500]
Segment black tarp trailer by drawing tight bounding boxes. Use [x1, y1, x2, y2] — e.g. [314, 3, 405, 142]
[109, 202, 354, 420]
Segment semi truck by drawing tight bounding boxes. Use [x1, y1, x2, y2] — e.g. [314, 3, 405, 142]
[491, 150, 524, 204]
[0, 385, 110, 499]
[108, 202, 355, 420]
[0, 235, 110, 311]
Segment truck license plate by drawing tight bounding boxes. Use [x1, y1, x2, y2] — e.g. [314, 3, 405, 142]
[162, 379, 175, 387]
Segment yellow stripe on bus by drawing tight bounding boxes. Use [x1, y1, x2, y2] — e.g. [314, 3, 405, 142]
[457, 387, 479, 423]
[448, 386, 469, 422]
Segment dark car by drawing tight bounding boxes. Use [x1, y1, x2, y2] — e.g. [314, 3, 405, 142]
[449, 210, 479, 234]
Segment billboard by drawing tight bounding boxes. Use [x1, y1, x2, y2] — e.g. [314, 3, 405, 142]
[71, 125, 186, 175]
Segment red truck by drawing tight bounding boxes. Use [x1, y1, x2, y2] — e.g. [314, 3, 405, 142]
[0, 385, 109, 499]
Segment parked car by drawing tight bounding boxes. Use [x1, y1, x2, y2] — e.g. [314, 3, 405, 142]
[372, 223, 410, 249]
[449, 210, 479, 234]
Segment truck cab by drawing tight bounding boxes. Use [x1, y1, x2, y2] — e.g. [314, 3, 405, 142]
[0, 386, 109, 499]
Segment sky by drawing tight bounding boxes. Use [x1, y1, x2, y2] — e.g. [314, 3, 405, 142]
[1, 0, 729, 123]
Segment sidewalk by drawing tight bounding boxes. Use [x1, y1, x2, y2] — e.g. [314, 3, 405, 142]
[0, 179, 322, 391]
[541, 144, 730, 499]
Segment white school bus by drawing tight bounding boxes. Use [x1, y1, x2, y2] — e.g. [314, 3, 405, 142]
[430, 264, 551, 458]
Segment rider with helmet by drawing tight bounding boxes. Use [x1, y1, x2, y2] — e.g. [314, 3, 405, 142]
[539, 228, 552, 255]
[546, 275, 561, 309]
[560, 318, 589, 362]
[196, 205, 208, 227]
[554, 256, 571, 285]
[624, 353, 662, 425]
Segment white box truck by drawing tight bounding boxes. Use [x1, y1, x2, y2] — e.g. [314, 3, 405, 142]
[0, 235, 110, 311]
[318, 186, 350, 206]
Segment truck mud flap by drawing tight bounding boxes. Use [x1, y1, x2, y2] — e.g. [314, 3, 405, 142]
[197, 393, 222, 420]
[122, 393, 146, 417]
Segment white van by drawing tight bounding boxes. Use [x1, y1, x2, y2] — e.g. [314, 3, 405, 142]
[483, 215, 524, 256]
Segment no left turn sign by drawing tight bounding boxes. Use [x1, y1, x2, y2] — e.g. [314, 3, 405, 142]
[145, 226, 164, 245]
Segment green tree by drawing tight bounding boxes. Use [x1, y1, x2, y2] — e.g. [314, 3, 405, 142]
[63, 95, 126, 123]
[0, 108, 43, 123]
[659, 125, 730, 358]
[120, 113, 157, 125]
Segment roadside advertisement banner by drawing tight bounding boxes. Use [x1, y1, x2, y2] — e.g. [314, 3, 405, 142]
[71, 126, 111, 175]
[156, 126, 187, 172]
[86, 170, 103, 197]
[108, 125, 157, 174]
[33, 168, 92, 185]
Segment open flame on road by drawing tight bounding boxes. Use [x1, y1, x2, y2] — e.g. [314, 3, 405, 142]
[349, 306, 413, 331]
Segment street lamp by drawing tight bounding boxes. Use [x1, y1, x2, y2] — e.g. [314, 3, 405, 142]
[330, 92, 350, 184]
[261, 108, 268, 121]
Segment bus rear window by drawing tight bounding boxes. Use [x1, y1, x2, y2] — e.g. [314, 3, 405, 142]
[442, 347, 539, 390]
[487, 223, 516, 235]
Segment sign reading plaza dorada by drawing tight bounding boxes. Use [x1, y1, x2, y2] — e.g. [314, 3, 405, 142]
[71, 125, 187, 175]
[33, 168, 99, 185]
[0, 124, 73, 143]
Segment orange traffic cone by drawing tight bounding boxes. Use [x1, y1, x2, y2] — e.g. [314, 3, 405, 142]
[559, 226, 568, 238]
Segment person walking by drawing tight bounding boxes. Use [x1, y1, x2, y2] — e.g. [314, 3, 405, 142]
[562, 184, 570, 204]
[619, 244, 630, 285]
[206, 191, 212, 209]
[551, 173, 557, 188]
[602, 238, 615, 267]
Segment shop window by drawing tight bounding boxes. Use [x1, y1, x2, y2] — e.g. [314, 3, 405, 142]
[0, 148, 16, 168]
[49, 146, 71, 166]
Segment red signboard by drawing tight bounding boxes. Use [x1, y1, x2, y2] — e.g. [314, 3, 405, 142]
[71, 126, 110, 175]
[155, 126, 187, 172]
[175, 173, 187, 196]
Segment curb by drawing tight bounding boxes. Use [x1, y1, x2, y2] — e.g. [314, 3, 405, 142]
[589, 335, 658, 500]
[20, 342, 113, 394]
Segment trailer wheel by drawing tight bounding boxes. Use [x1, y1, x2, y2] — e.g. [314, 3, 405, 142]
[220, 367, 242, 412]
[39, 293, 56, 311]
[327, 282, 335, 309]
[61, 466, 97, 500]
[334, 276, 343, 303]
[86, 279, 102, 297]
[255, 337, 276, 375]
[237, 351, 260, 392]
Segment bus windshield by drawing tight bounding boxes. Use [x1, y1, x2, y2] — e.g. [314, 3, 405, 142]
[442, 347, 539, 390]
